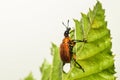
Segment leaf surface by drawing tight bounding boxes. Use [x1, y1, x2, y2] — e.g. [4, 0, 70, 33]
[40, 59, 51, 80]
[24, 73, 35, 80]
[50, 43, 62, 80]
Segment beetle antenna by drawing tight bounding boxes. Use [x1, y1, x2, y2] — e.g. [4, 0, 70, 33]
[62, 20, 70, 29]
[62, 22, 67, 28]
[67, 20, 69, 27]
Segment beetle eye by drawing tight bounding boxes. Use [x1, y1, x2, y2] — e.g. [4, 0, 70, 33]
[64, 31, 69, 37]
[65, 31, 68, 34]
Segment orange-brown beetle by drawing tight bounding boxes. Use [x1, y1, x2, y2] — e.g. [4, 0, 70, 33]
[60, 20, 85, 72]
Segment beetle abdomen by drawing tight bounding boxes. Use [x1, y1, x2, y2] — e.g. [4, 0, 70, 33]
[60, 43, 71, 63]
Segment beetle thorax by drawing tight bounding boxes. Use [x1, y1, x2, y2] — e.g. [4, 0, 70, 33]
[62, 37, 70, 43]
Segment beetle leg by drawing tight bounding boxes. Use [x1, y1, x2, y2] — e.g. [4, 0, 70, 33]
[72, 39, 87, 43]
[72, 54, 85, 72]
[62, 62, 65, 67]
[73, 59, 85, 72]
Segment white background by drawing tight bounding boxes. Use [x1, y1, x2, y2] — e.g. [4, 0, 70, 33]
[0, 0, 119, 80]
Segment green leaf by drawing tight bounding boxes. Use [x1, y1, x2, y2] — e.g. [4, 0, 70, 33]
[50, 43, 62, 80]
[76, 67, 115, 80]
[40, 59, 51, 80]
[24, 72, 35, 80]
[40, 43, 62, 80]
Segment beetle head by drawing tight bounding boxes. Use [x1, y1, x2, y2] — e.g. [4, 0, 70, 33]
[64, 27, 71, 37]
[62, 20, 71, 37]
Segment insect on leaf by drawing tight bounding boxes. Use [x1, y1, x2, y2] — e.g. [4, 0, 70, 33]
[40, 1, 116, 80]
[63, 1, 115, 80]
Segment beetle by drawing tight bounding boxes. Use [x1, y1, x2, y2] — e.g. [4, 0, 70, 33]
[60, 20, 86, 72]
